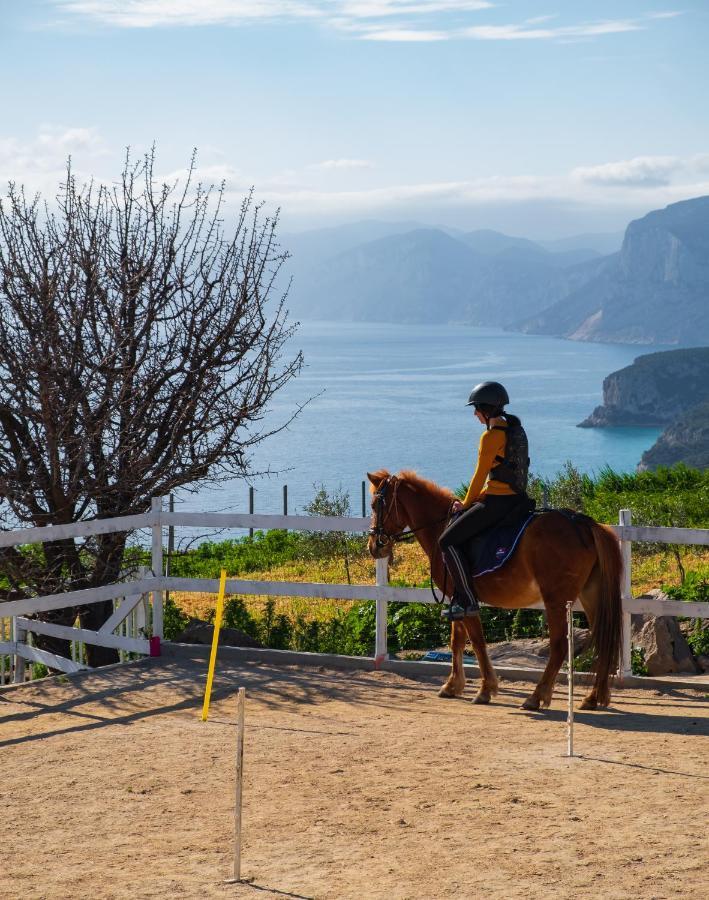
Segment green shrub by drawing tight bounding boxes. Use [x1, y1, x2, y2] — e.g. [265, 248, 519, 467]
[163, 595, 190, 640]
[631, 646, 649, 676]
[222, 597, 259, 638]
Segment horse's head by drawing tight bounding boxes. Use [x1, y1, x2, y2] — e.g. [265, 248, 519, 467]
[366, 470, 408, 559]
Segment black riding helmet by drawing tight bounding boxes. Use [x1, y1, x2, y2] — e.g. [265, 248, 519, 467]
[466, 381, 510, 409]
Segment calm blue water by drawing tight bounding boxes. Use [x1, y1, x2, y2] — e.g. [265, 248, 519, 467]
[190, 322, 664, 519]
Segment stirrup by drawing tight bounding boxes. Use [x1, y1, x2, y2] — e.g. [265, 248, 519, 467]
[441, 599, 478, 622]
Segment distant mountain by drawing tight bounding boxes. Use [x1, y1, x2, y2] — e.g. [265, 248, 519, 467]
[285, 228, 606, 326]
[288, 229, 481, 323]
[538, 232, 624, 256]
[460, 229, 600, 267]
[517, 197, 709, 345]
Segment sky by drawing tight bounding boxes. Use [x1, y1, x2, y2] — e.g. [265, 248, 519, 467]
[1, 0, 708, 237]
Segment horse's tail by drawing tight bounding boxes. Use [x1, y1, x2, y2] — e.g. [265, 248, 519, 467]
[587, 522, 624, 705]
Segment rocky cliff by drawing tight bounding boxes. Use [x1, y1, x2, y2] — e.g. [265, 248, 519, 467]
[578, 347, 709, 469]
[518, 196, 709, 345]
[639, 399, 709, 470]
[578, 347, 709, 427]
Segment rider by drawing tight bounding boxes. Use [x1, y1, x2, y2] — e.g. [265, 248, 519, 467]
[440, 381, 530, 621]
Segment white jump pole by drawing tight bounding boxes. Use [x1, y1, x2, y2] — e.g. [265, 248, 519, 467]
[566, 600, 574, 758]
[226, 687, 246, 883]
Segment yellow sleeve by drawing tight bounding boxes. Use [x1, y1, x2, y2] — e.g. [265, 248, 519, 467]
[461, 428, 506, 507]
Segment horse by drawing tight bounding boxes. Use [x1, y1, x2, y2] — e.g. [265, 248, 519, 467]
[366, 469, 623, 711]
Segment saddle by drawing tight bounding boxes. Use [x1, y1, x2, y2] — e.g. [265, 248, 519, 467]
[463, 496, 538, 578]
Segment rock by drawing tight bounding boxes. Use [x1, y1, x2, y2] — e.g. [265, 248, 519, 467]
[486, 628, 591, 668]
[577, 347, 709, 428]
[696, 654, 709, 673]
[631, 596, 701, 675]
[174, 618, 263, 649]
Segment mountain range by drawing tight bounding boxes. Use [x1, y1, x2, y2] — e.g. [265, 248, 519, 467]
[280, 197, 709, 346]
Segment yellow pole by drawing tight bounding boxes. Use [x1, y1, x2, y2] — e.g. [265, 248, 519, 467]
[201, 568, 228, 722]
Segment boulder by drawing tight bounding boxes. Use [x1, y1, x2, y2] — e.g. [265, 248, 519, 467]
[631, 595, 700, 675]
[174, 618, 263, 649]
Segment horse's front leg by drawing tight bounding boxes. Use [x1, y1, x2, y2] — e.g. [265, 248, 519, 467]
[438, 621, 467, 698]
[464, 615, 499, 704]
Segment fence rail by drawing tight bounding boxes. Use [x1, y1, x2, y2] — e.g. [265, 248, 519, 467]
[1, 501, 708, 684]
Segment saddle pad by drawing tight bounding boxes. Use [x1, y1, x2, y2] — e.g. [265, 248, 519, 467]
[465, 512, 536, 578]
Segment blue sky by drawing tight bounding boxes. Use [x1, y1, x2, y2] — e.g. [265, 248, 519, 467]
[1, 1, 708, 236]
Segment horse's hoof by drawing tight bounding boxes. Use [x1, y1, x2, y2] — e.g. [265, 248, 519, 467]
[521, 696, 540, 711]
[473, 691, 491, 705]
[579, 696, 598, 710]
[438, 686, 462, 699]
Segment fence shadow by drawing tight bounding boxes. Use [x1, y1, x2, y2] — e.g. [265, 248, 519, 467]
[2, 655, 706, 750]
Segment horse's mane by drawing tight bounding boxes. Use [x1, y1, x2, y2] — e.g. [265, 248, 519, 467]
[397, 470, 455, 504]
[369, 468, 454, 506]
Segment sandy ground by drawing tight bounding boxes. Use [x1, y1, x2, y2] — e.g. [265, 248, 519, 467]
[1, 656, 707, 900]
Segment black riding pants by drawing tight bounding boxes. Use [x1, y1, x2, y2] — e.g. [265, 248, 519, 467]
[439, 494, 523, 605]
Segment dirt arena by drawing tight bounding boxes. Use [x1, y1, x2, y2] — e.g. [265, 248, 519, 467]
[1, 654, 707, 900]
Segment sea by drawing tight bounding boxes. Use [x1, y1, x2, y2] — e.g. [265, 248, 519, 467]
[189, 321, 666, 524]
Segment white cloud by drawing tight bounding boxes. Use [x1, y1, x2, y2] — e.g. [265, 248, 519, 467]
[312, 158, 375, 169]
[648, 11, 683, 20]
[54, 1, 321, 28]
[50, 2, 678, 46]
[54, 1, 493, 28]
[3, 131, 707, 231]
[572, 156, 682, 188]
[0, 126, 109, 194]
[361, 27, 448, 40]
[462, 19, 643, 41]
[338, 1, 493, 15]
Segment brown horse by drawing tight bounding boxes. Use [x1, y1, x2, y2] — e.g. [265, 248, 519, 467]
[366, 469, 623, 711]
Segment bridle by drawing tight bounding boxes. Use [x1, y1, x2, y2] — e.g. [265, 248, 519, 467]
[367, 476, 415, 550]
[368, 475, 455, 604]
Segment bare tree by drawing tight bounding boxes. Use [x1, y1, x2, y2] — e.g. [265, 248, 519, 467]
[0, 150, 302, 664]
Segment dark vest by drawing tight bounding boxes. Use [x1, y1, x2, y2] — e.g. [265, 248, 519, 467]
[490, 417, 529, 494]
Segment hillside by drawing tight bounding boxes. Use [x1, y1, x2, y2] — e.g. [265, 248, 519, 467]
[285, 227, 605, 325]
[639, 399, 709, 470]
[518, 196, 709, 345]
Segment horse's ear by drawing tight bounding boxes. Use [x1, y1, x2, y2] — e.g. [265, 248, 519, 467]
[366, 472, 379, 485]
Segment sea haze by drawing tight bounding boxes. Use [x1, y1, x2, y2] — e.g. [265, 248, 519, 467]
[192, 322, 665, 518]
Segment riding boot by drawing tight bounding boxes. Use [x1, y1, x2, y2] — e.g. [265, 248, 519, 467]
[440, 546, 480, 621]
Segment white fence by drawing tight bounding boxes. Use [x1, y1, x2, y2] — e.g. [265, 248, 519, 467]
[1, 500, 708, 684]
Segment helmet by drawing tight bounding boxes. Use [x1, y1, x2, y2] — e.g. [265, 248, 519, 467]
[466, 381, 510, 408]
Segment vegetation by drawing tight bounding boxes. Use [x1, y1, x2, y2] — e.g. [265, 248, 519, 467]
[4, 465, 706, 680]
[157, 466, 709, 665]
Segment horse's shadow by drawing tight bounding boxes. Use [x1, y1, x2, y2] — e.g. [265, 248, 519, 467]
[511, 704, 708, 738]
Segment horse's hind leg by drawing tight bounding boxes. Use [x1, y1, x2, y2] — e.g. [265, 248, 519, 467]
[578, 564, 606, 710]
[522, 601, 567, 711]
[438, 621, 467, 698]
[464, 615, 499, 704]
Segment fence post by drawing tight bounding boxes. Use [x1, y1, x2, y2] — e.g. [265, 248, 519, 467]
[151, 497, 164, 642]
[283, 484, 288, 517]
[1, 617, 6, 685]
[165, 493, 175, 609]
[12, 617, 26, 683]
[374, 557, 389, 669]
[361, 480, 366, 518]
[249, 486, 254, 539]
[619, 508, 633, 678]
